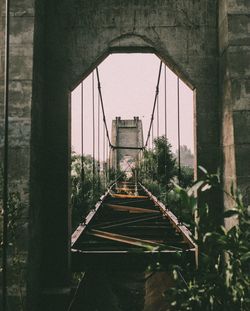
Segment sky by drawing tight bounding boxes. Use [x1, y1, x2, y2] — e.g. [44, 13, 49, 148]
[71, 54, 194, 162]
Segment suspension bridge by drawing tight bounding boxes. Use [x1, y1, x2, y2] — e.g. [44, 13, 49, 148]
[68, 61, 197, 310]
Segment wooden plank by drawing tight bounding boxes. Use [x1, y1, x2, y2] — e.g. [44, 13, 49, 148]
[87, 229, 166, 250]
[105, 203, 160, 214]
[115, 187, 141, 190]
[139, 182, 198, 266]
[111, 193, 148, 199]
[96, 215, 163, 230]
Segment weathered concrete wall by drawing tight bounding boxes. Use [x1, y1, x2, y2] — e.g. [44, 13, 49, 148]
[31, 2, 220, 307]
[1, 0, 220, 309]
[111, 117, 143, 172]
[219, 0, 250, 226]
[0, 0, 34, 308]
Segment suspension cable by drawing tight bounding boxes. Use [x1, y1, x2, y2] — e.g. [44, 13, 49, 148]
[164, 65, 167, 201]
[108, 145, 111, 183]
[97, 88, 100, 192]
[92, 72, 95, 201]
[177, 77, 181, 181]
[151, 119, 154, 180]
[157, 93, 159, 138]
[103, 121, 106, 187]
[106, 134, 109, 184]
[164, 65, 167, 138]
[144, 61, 163, 148]
[177, 77, 182, 222]
[152, 118, 154, 148]
[2, 0, 10, 309]
[156, 90, 159, 182]
[96, 67, 112, 147]
[81, 82, 84, 202]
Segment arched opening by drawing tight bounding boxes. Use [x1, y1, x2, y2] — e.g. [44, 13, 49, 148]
[70, 52, 195, 222]
[30, 23, 221, 309]
[69, 52, 195, 309]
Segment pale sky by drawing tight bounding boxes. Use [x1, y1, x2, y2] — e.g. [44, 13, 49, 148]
[71, 54, 194, 162]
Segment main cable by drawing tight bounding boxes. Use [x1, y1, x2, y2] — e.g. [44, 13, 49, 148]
[96, 67, 112, 147]
[144, 61, 163, 148]
[81, 82, 85, 203]
[92, 72, 95, 202]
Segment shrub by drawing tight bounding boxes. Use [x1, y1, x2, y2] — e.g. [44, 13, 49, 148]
[166, 167, 250, 311]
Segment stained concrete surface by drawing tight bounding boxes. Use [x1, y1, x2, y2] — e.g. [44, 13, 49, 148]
[0, 0, 249, 309]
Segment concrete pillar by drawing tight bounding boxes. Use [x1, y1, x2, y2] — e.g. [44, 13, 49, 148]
[0, 0, 34, 308]
[219, 0, 250, 227]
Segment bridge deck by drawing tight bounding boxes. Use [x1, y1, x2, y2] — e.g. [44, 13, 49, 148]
[71, 182, 197, 271]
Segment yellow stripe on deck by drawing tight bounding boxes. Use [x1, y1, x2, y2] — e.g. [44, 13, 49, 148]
[111, 193, 148, 199]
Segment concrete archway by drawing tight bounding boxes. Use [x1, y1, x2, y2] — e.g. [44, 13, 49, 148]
[31, 5, 219, 308]
[1, 1, 249, 310]
[1, 1, 229, 310]
[28, 2, 220, 309]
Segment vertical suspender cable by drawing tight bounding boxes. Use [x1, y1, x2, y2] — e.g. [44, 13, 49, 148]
[92, 72, 95, 201]
[152, 119, 154, 148]
[2, 0, 10, 309]
[177, 77, 181, 181]
[177, 77, 182, 222]
[164, 65, 167, 138]
[97, 89, 100, 192]
[103, 122, 106, 187]
[164, 65, 167, 202]
[81, 82, 84, 203]
[151, 121, 154, 181]
[106, 135, 109, 184]
[157, 94, 159, 138]
[156, 89, 159, 182]
[108, 145, 111, 185]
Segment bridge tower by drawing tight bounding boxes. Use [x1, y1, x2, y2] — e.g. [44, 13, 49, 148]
[110, 117, 143, 174]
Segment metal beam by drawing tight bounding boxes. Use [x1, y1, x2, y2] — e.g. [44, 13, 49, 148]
[111, 145, 144, 150]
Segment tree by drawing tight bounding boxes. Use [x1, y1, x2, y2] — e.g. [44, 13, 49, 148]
[71, 153, 104, 230]
[140, 136, 176, 188]
[154, 136, 176, 186]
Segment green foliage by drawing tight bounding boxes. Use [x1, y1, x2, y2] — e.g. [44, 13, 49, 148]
[154, 136, 176, 185]
[140, 136, 176, 188]
[140, 136, 194, 228]
[141, 136, 194, 190]
[166, 168, 250, 311]
[178, 165, 194, 188]
[71, 153, 105, 230]
[71, 152, 121, 230]
[0, 165, 26, 310]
